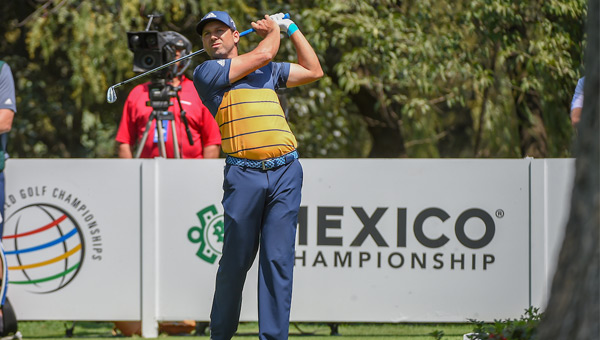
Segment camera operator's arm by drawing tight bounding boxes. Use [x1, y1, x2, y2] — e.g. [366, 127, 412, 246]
[203, 144, 219, 158]
[116, 85, 144, 159]
[197, 101, 221, 159]
[118, 143, 134, 158]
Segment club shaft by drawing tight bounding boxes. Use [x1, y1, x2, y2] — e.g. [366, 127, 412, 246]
[108, 13, 289, 95]
[119, 27, 254, 88]
[113, 24, 255, 89]
[112, 48, 206, 89]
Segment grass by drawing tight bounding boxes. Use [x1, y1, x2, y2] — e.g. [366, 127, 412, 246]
[16, 321, 474, 340]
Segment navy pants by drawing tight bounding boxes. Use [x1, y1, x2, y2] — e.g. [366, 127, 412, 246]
[210, 160, 303, 340]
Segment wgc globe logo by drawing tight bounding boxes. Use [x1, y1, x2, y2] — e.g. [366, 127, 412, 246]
[3, 203, 85, 293]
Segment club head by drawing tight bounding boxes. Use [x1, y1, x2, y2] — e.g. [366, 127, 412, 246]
[107, 86, 117, 103]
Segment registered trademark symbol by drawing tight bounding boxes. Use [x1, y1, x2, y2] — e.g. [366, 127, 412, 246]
[495, 209, 505, 218]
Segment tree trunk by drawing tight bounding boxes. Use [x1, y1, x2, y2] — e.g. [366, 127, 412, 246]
[536, 0, 599, 338]
[437, 102, 475, 158]
[514, 88, 549, 158]
[350, 87, 406, 158]
[324, 46, 406, 158]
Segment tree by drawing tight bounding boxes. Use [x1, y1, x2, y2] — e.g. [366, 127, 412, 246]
[0, 0, 288, 158]
[536, 0, 599, 338]
[0, 0, 588, 158]
[303, 0, 585, 157]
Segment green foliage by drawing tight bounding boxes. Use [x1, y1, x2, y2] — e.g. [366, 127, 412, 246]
[0, 0, 587, 158]
[466, 307, 543, 340]
[286, 77, 372, 158]
[303, 0, 585, 157]
[429, 329, 445, 340]
[18, 320, 475, 339]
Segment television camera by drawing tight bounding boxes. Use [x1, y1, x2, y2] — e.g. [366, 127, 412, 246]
[125, 15, 195, 158]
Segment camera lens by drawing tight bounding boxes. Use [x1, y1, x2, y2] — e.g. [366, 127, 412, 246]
[142, 55, 156, 68]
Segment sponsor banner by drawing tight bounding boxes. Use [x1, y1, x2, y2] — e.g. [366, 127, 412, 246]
[530, 159, 575, 309]
[154, 159, 227, 321]
[1, 159, 573, 324]
[294, 159, 528, 322]
[4, 160, 142, 320]
[162, 159, 531, 322]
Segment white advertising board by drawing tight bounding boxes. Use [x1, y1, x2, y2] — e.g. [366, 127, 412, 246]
[3, 160, 142, 320]
[530, 159, 575, 308]
[153, 159, 227, 321]
[0, 158, 573, 329]
[156, 159, 531, 322]
[294, 159, 530, 322]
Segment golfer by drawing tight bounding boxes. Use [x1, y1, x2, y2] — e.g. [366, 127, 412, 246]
[193, 11, 323, 340]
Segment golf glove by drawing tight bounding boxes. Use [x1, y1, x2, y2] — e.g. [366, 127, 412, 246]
[270, 13, 299, 37]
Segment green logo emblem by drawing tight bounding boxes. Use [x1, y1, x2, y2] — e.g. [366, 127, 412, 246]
[188, 205, 224, 264]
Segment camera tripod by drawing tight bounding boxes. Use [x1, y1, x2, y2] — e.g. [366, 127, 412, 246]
[134, 78, 195, 158]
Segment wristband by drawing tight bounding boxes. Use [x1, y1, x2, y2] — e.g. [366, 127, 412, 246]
[287, 23, 299, 36]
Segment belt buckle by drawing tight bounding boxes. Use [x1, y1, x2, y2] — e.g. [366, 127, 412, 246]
[261, 160, 267, 170]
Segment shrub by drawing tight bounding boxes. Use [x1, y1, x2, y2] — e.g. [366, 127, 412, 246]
[465, 307, 543, 340]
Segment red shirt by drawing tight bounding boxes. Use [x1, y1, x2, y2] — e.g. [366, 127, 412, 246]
[116, 76, 221, 158]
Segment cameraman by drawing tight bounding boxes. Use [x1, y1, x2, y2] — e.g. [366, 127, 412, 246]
[116, 48, 221, 159]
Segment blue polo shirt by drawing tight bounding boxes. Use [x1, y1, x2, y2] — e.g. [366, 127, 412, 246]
[0, 62, 16, 157]
[0, 63, 16, 113]
[193, 59, 297, 160]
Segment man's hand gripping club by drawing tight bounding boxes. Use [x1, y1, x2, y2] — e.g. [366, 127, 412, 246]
[270, 13, 299, 37]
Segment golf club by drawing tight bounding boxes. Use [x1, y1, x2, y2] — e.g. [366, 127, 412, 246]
[107, 13, 290, 103]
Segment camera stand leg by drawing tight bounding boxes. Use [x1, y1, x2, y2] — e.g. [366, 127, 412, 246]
[135, 111, 157, 158]
[155, 115, 168, 158]
[135, 81, 184, 159]
[134, 111, 180, 158]
[169, 118, 181, 158]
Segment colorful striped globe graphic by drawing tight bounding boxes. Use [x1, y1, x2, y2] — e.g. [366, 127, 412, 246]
[4, 204, 84, 293]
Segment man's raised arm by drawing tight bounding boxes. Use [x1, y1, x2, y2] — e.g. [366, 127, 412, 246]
[229, 15, 281, 84]
[272, 14, 323, 87]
